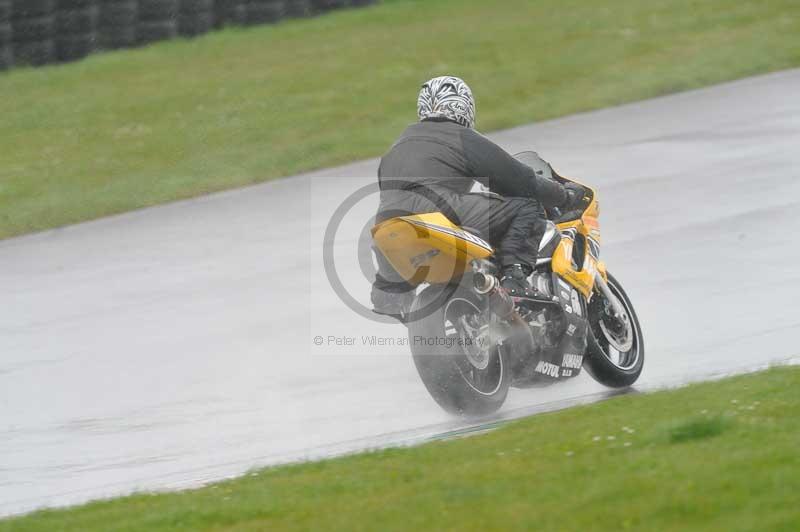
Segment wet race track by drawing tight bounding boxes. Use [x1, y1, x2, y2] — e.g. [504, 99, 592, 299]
[2, 69, 800, 516]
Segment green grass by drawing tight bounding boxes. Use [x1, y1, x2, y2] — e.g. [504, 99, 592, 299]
[3, 366, 799, 531]
[2, 0, 800, 239]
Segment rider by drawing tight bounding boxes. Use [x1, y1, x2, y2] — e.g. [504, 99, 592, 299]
[372, 75, 581, 320]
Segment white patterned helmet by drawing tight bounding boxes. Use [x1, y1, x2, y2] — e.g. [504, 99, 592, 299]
[417, 76, 476, 129]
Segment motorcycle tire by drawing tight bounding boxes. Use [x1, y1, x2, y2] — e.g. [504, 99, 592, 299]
[408, 284, 511, 416]
[583, 272, 645, 387]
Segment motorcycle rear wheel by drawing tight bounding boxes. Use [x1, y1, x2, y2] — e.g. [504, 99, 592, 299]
[584, 272, 645, 387]
[408, 284, 511, 416]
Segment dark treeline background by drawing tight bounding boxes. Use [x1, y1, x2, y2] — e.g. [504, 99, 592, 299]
[0, 0, 376, 71]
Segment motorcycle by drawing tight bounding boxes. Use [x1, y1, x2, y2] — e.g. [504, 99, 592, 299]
[371, 151, 644, 415]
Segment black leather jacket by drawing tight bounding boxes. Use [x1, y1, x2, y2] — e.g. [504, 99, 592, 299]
[378, 118, 567, 207]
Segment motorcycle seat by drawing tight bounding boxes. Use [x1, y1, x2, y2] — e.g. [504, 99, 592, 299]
[460, 226, 486, 240]
[459, 224, 561, 260]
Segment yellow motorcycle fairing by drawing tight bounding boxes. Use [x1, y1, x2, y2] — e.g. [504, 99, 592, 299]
[552, 179, 607, 298]
[371, 177, 607, 297]
[371, 212, 493, 285]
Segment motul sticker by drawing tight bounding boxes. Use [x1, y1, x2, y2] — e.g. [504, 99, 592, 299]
[535, 360, 560, 378]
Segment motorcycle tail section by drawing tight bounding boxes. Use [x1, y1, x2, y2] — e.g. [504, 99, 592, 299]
[371, 212, 493, 285]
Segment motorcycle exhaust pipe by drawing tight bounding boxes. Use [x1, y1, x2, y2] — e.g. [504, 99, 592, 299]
[473, 271, 496, 294]
[473, 271, 535, 352]
[473, 272, 515, 319]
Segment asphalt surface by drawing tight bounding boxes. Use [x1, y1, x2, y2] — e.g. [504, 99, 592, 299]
[2, 69, 800, 516]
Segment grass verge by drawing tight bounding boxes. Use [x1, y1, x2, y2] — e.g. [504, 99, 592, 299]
[1, 0, 800, 239]
[3, 366, 799, 531]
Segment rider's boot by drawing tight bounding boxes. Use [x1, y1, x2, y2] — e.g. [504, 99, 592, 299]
[500, 264, 537, 298]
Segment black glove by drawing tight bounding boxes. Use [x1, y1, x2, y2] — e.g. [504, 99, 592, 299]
[563, 182, 587, 210]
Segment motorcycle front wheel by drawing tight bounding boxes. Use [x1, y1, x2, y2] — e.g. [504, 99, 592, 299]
[583, 272, 645, 387]
[408, 284, 511, 416]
